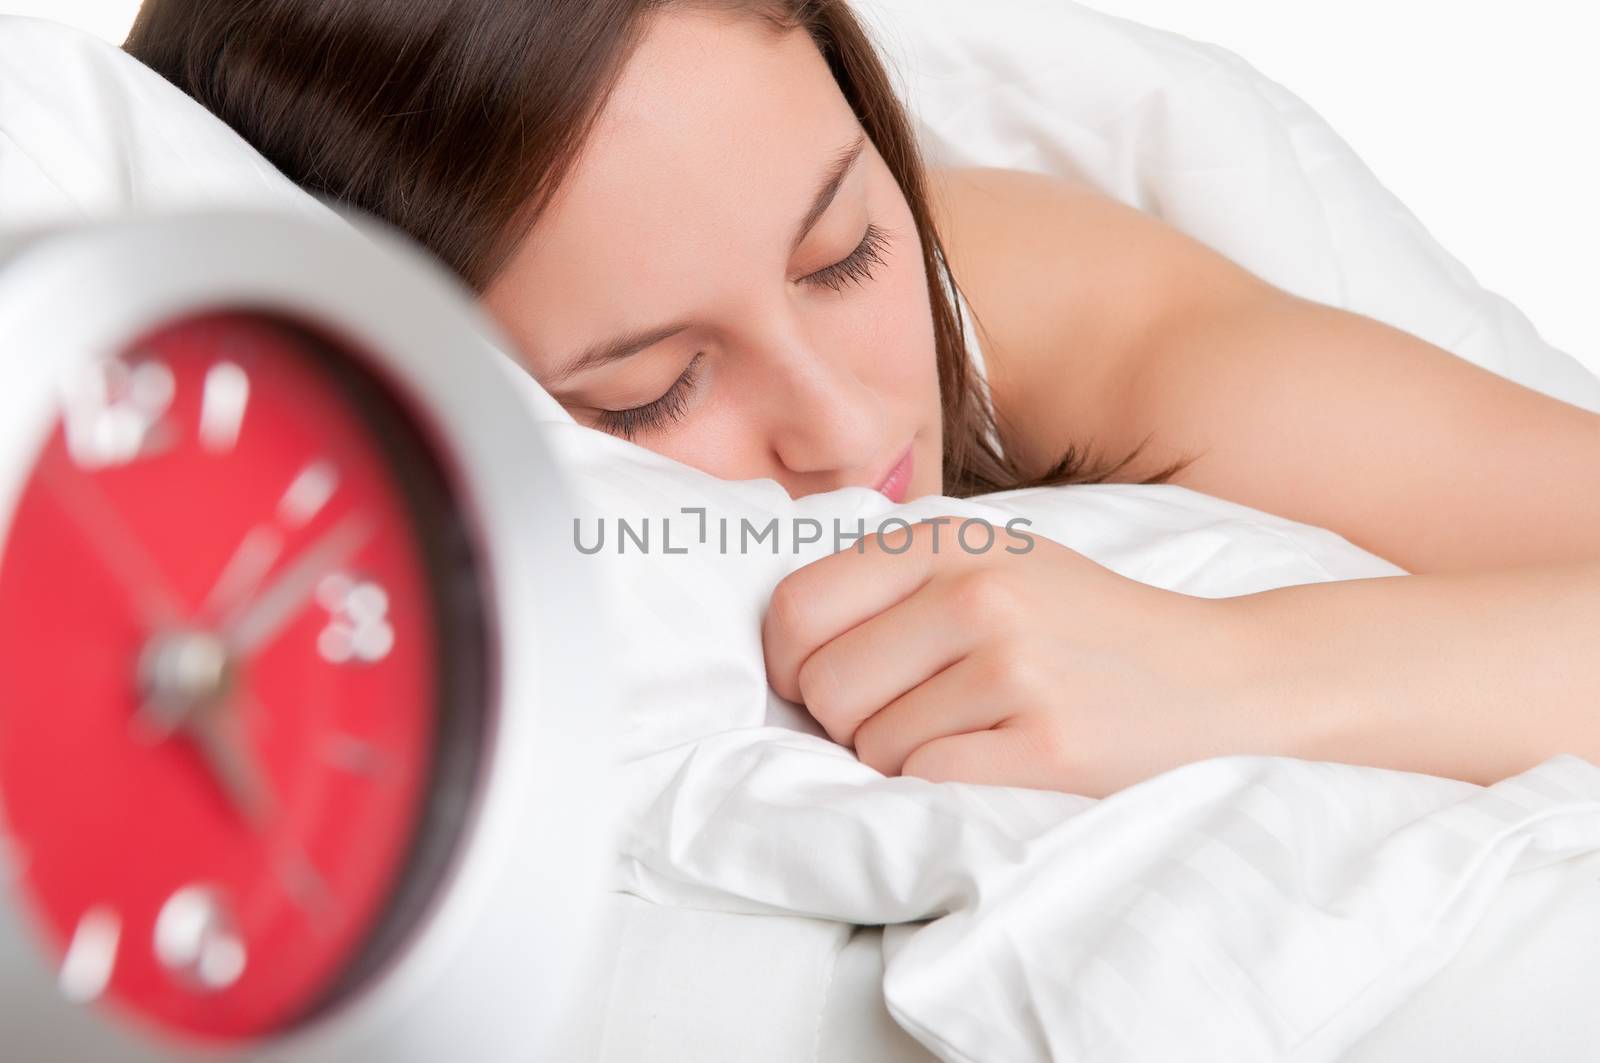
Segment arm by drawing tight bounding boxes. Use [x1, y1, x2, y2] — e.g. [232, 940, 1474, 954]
[933, 165, 1600, 574]
[934, 166, 1600, 781]
[1128, 289, 1600, 575]
[1120, 201, 1600, 780]
[1225, 559, 1600, 784]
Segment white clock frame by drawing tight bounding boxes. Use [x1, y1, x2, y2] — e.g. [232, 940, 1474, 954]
[0, 210, 616, 1061]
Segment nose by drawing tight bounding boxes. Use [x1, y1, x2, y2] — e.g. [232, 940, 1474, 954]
[763, 337, 883, 490]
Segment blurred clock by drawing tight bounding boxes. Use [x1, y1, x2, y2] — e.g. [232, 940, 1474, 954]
[0, 211, 612, 1061]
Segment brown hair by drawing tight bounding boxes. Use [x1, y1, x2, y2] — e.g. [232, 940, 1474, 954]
[125, 0, 1190, 496]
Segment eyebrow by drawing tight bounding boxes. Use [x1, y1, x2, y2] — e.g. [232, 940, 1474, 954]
[546, 321, 692, 387]
[547, 133, 869, 385]
[789, 133, 869, 256]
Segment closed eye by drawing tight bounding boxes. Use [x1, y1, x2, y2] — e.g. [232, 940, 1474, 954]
[592, 351, 705, 440]
[589, 224, 891, 440]
[803, 223, 892, 292]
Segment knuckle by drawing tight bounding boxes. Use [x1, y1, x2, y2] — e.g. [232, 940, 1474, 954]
[1022, 718, 1081, 779]
[900, 741, 956, 783]
[951, 568, 1019, 622]
[1027, 720, 1069, 763]
[766, 575, 807, 640]
[981, 643, 1038, 700]
[795, 652, 848, 738]
[851, 721, 891, 774]
[765, 575, 822, 703]
[795, 650, 831, 701]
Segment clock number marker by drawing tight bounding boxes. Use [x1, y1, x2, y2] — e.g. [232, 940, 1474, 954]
[154, 886, 247, 992]
[199, 361, 250, 453]
[62, 358, 176, 469]
[58, 905, 121, 1003]
[278, 461, 339, 528]
[320, 733, 392, 778]
[276, 852, 337, 931]
[316, 575, 395, 664]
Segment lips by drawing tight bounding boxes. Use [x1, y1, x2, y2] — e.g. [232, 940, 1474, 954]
[872, 444, 915, 504]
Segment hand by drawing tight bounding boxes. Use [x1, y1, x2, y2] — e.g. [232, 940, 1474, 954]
[762, 517, 1267, 799]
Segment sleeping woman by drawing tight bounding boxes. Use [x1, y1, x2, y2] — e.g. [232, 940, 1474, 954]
[123, 0, 1600, 798]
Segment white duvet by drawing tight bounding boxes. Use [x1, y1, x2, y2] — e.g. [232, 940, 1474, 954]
[622, 736, 1600, 1062]
[592, 477, 1600, 1062]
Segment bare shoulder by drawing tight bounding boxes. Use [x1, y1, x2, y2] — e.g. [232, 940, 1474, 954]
[925, 165, 1271, 480]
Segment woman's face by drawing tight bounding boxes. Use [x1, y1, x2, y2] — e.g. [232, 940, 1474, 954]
[481, 9, 944, 502]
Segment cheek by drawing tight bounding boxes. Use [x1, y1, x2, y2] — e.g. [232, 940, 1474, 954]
[630, 367, 779, 484]
[835, 238, 940, 400]
[639, 412, 763, 483]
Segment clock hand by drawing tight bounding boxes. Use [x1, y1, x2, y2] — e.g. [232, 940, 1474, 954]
[133, 632, 276, 830]
[219, 513, 374, 659]
[40, 453, 186, 631]
[187, 698, 275, 830]
[198, 525, 282, 629]
[133, 696, 276, 831]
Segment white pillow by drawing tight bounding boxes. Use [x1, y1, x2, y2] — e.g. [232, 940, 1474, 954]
[0, 15, 336, 227]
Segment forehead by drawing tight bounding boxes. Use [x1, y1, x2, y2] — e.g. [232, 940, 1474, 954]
[578, 9, 854, 233]
[493, 10, 864, 361]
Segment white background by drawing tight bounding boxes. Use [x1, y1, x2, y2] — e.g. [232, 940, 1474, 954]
[1081, 0, 1599, 364]
[4, 0, 1596, 361]
[1, 0, 137, 47]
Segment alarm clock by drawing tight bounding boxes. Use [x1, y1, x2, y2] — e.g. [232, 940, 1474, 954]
[0, 211, 616, 1060]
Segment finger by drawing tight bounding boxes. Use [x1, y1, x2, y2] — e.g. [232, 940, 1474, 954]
[900, 723, 1065, 792]
[851, 653, 1016, 775]
[798, 574, 983, 746]
[764, 518, 967, 702]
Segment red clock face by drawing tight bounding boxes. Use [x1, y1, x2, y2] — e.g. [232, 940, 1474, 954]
[0, 312, 486, 1042]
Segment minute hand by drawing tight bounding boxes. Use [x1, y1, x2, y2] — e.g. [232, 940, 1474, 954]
[220, 513, 374, 659]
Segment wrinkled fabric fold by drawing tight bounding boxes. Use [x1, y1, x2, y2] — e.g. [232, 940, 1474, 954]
[618, 725, 1600, 1061]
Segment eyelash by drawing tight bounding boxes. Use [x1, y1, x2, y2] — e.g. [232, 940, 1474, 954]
[594, 351, 706, 440]
[592, 224, 891, 440]
[804, 222, 892, 293]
